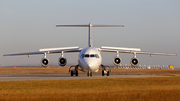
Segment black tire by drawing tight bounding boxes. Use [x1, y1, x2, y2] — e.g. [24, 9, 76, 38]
[75, 70, 78, 76]
[102, 70, 104, 76]
[90, 72, 92, 76]
[107, 71, 109, 76]
[87, 72, 89, 76]
[71, 70, 73, 76]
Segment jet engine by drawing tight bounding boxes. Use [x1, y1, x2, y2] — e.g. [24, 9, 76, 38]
[130, 57, 139, 67]
[113, 57, 122, 66]
[58, 57, 67, 66]
[41, 58, 50, 67]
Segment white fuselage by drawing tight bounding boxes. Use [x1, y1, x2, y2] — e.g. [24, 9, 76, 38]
[78, 47, 102, 72]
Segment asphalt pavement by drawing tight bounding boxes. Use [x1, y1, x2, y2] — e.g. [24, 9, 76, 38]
[0, 74, 169, 81]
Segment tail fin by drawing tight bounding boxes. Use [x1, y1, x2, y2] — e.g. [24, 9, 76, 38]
[56, 23, 125, 47]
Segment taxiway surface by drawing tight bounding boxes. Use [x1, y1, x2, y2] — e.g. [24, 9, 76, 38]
[0, 74, 169, 81]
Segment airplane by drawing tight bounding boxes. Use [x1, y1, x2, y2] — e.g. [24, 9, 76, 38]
[3, 23, 177, 77]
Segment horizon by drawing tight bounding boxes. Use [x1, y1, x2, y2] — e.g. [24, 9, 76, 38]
[0, 1, 179, 68]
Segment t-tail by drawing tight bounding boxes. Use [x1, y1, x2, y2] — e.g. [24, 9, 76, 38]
[56, 23, 125, 47]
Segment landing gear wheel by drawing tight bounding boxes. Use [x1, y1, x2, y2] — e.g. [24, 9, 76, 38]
[107, 71, 109, 76]
[75, 70, 78, 76]
[102, 70, 104, 76]
[71, 70, 74, 76]
[90, 72, 92, 76]
[87, 71, 92, 77]
[87, 72, 89, 76]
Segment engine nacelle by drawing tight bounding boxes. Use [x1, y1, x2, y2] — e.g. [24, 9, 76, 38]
[41, 58, 50, 67]
[58, 57, 67, 66]
[130, 57, 139, 67]
[113, 57, 122, 66]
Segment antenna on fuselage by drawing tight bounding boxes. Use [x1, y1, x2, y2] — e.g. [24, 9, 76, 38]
[56, 23, 125, 47]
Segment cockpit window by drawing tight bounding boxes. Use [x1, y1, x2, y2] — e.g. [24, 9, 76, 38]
[84, 54, 89, 57]
[81, 54, 99, 58]
[90, 54, 95, 57]
[81, 54, 84, 58]
[95, 54, 99, 58]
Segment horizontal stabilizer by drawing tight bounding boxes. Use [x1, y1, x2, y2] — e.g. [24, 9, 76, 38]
[56, 24, 124, 27]
[92, 25, 124, 27]
[56, 23, 125, 47]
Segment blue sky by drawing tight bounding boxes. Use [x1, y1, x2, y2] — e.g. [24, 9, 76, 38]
[0, 0, 179, 68]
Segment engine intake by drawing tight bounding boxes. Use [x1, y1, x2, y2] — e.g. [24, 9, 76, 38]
[130, 57, 139, 67]
[58, 57, 67, 66]
[41, 58, 50, 67]
[113, 57, 122, 66]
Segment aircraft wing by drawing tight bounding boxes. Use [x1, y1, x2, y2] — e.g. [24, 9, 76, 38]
[3, 46, 82, 56]
[100, 46, 177, 56]
[131, 51, 177, 56]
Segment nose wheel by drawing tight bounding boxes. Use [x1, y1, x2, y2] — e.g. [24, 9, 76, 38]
[87, 71, 92, 77]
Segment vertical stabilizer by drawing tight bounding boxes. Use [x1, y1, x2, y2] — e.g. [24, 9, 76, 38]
[88, 23, 92, 47]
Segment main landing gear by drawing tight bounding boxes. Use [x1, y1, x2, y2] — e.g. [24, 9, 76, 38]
[102, 70, 109, 76]
[101, 65, 111, 76]
[69, 65, 79, 76]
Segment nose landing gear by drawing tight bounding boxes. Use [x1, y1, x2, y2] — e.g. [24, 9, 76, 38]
[87, 70, 92, 77]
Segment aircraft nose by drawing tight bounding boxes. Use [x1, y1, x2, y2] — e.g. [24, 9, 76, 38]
[87, 63, 93, 69]
[84, 60, 92, 68]
[84, 59, 98, 70]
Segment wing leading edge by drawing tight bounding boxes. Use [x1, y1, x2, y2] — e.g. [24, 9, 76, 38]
[3, 46, 82, 56]
[100, 46, 177, 56]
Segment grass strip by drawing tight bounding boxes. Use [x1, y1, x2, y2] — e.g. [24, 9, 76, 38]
[0, 76, 180, 101]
